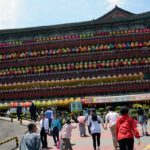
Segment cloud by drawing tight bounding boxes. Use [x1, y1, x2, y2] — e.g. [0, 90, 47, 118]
[0, 0, 22, 29]
[106, 0, 126, 10]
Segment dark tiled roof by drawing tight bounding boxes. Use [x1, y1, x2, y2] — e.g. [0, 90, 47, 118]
[0, 6, 150, 34]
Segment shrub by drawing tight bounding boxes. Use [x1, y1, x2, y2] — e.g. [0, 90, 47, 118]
[10, 111, 17, 115]
[105, 106, 110, 111]
[72, 110, 83, 115]
[98, 108, 104, 112]
[130, 109, 137, 114]
[116, 106, 121, 110]
[25, 116, 31, 119]
[0, 103, 10, 112]
[147, 112, 150, 118]
[132, 104, 142, 109]
[143, 105, 149, 112]
[115, 110, 120, 114]
[131, 114, 137, 120]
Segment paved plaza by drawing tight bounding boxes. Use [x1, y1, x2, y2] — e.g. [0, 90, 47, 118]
[0, 117, 150, 150]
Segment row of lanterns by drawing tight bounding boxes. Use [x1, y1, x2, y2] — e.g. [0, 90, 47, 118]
[1, 41, 150, 60]
[10, 102, 32, 108]
[0, 72, 144, 90]
[0, 28, 149, 47]
[9, 98, 81, 108]
[0, 57, 149, 76]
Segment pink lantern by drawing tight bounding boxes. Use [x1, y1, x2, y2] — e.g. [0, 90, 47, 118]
[67, 66, 71, 70]
[84, 47, 87, 51]
[45, 50, 48, 54]
[131, 61, 136, 65]
[68, 49, 71, 53]
[46, 68, 49, 72]
[138, 43, 143, 47]
[75, 34, 79, 38]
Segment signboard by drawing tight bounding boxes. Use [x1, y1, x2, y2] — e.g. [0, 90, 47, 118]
[85, 93, 150, 104]
[85, 97, 95, 104]
[71, 101, 82, 112]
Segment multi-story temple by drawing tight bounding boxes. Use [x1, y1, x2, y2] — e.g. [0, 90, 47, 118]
[0, 6, 150, 104]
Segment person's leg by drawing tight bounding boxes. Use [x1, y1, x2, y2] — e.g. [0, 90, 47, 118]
[48, 119, 51, 133]
[63, 138, 69, 150]
[141, 123, 144, 135]
[67, 139, 72, 150]
[88, 125, 91, 134]
[17, 114, 19, 121]
[34, 114, 36, 123]
[79, 125, 82, 136]
[53, 131, 57, 145]
[63, 138, 72, 150]
[81, 125, 86, 136]
[44, 132, 48, 147]
[40, 131, 44, 147]
[110, 125, 118, 149]
[143, 120, 148, 135]
[56, 131, 59, 142]
[92, 133, 97, 150]
[96, 133, 101, 148]
[119, 139, 127, 150]
[126, 138, 134, 150]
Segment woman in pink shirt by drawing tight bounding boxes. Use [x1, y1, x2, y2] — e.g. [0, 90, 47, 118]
[61, 118, 77, 150]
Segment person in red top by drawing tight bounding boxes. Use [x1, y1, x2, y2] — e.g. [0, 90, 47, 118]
[116, 106, 140, 150]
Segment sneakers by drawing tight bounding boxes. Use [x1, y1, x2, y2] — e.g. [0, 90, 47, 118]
[97, 147, 100, 150]
[145, 132, 149, 136]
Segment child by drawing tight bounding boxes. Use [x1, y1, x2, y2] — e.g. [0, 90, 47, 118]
[78, 113, 86, 137]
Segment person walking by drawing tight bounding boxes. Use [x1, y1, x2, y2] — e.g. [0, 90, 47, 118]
[116, 106, 140, 150]
[45, 107, 52, 134]
[60, 111, 68, 127]
[137, 107, 149, 136]
[51, 114, 61, 146]
[105, 106, 119, 150]
[40, 113, 49, 148]
[88, 110, 105, 150]
[20, 123, 40, 150]
[61, 118, 77, 150]
[78, 113, 86, 137]
[17, 104, 22, 121]
[29, 102, 37, 122]
[85, 109, 91, 134]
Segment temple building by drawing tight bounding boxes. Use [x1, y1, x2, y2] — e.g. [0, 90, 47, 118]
[0, 6, 150, 104]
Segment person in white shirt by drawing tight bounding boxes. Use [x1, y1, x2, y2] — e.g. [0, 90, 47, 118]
[88, 109, 105, 150]
[40, 113, 49, 148]
[105, 106, 119, 150]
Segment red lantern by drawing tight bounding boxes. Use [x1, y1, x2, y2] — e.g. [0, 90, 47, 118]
[25, 102, 31, 107]
[10, 102, 14, 108]
[14, 102, 18, 108]
[20, 102, 24, 107]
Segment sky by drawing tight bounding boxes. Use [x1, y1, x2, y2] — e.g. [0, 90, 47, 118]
[0, 0, 150, 29]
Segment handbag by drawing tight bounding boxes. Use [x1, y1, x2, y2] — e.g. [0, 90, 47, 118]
[57, 138, 64, 150]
